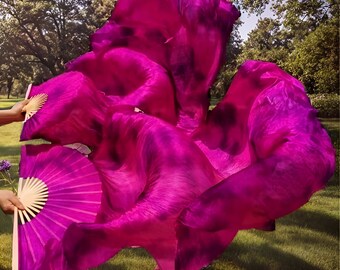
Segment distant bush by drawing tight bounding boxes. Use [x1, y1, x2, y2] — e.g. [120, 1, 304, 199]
[309, 94, 340, 118]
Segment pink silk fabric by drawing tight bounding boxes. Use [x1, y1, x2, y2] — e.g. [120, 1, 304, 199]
[19, 0, 335, 269]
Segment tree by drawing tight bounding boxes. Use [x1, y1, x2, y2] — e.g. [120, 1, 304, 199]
[286, 19, 339, 93]
[0, 0, 98, 76]
[232, 0, 339, 94]
[0, 0, 116, 97]
[232, 0, 270, 14]
[0, 18, 34, 97]
[238, 18, 291, 66]
[273, 0, 338, 41]
[84, 0, 116, 30]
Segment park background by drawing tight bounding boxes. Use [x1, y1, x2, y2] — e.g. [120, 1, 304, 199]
[0, 0, 339, 269]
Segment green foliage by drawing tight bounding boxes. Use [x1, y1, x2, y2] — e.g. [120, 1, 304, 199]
[232, 0, 270, 14]
[220, 0, 339, 96]
[309, 94, 340, 118]
[238, 18, 291, 66]
[85, 0, 117, 30]
[0, 0, 338, 99]
[0, 0, 115, 96]
[285, 20, 339, 93]
[273, 0, 338, 39]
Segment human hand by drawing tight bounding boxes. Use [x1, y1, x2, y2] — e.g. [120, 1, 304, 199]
[10, 100, 29, 122]
[0, 190, 25, 214]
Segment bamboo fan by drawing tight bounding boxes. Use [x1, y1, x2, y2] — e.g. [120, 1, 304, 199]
[12, 145, 102, 270]
[23, 93, 48, 122]
[17, 177, 48, 224]
[12, 177, 48, 270]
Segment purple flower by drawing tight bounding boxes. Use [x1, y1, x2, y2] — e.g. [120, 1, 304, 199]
[0, 160, 11, 172]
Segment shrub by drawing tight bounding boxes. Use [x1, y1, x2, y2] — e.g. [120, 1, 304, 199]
[309, 94, 340, 118]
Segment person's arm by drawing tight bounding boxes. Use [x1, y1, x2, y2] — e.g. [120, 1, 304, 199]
[0, 100, 29, 126]
[0, 190, 25, 214]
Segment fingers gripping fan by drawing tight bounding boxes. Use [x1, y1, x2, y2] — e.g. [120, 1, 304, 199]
[12, 145, 102, 270]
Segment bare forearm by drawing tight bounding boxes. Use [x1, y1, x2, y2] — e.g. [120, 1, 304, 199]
[0, 100, 29, 126]
[0, 109, 21, 126]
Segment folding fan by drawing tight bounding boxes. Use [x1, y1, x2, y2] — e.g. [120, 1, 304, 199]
[20, 84, 48, 122]
[23, 93, 48, 122]
[12, 144, 102, 270]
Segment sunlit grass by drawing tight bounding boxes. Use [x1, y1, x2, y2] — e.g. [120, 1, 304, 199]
[0, 97, 22, 109]
[0, 97, 338, 270]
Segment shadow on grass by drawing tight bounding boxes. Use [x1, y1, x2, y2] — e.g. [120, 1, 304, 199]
[326, 174, 339, 187]
[95, 262, 127, 270]
[0, 211, 12, 234]
[0, 146, 21, 157]
[278, 209, 339, 238]
[215, 241, 320, 270]
[93, 248, 154, 270]
[0, 266, 10, 270]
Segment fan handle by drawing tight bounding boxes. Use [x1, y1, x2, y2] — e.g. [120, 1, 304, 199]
[25, 84, 32, 100]
[12, 177, 23, 270]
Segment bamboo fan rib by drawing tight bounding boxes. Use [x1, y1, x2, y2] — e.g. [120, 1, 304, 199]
[12, 178, 49, 270]
[24, 94, 48, 122]
[13, 145, 102, 270]
[25, 84, 32, 99]
[18, 177, 48, 224]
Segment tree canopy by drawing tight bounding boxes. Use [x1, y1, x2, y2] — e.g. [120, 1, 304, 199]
[0, 0, 115, 97]
[0, 0, 338, 97]
[232, 0, 339, 95]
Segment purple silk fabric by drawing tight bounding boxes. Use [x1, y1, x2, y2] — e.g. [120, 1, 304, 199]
[180, 60, 336, 232]
[21, 0, 239, 142]
[168, 0, 239, 131]
[62, 106, 229, 269]
[17, 0, 336, 269]
[88, 0, 240, 131]
[67, 48, 177, 124]
[20, 72, 109, 147]
[19, 145, 102, 270]
[91, 0, 181, 67]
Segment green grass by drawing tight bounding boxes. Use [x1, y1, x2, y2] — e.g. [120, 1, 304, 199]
[0, 98, 22, 109]
[0, 98, 339, 270]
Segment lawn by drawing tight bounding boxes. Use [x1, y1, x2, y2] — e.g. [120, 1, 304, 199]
[0, 98, 339, 270]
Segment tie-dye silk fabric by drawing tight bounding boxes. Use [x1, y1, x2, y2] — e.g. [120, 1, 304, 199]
[19, 0, 335, 269]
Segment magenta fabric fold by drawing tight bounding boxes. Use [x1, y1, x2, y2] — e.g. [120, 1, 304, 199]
[180, 60, 336, 232]
[175, 225, 237, 270]
[62, 107, 226, 270]
[91, 0, 181, 67]
[19, 145, 102, 270]
[169, 0, 240, 131]
[20, 72, 109, 147]
[67, 48, 177, 124]
[89, 0, 240, 131]
[16, 0, 336, 269]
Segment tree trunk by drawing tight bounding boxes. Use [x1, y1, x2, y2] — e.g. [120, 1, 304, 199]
[6, 78, 14, 99]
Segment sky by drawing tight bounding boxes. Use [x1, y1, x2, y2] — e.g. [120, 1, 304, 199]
[238, 5, 275, 41]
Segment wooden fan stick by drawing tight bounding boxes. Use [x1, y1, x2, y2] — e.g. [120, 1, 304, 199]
[23, 94, 48, 122]
[12, 177, 23, 270]
[12, 177, 49, 270]
[22, 83, 49, 122]
[25, 84, 32, 100]
[19, 178, 48, 224]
